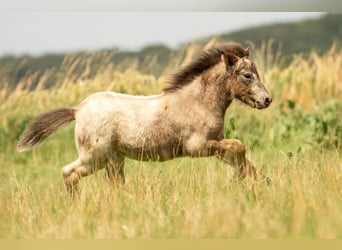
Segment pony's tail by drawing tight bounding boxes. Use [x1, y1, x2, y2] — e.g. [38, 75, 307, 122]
[17, 108, 76, 152]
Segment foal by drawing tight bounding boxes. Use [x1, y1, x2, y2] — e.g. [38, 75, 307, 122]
[18, 43, 272, 195]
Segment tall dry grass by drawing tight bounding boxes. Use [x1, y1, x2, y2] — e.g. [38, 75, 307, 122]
[267, 45, 342, 109]
[0, 42, 341, 238]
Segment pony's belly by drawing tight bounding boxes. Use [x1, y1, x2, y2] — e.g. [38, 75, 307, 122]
[119, 144, 183, 162]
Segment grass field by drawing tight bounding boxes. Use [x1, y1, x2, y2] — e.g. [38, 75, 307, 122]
[0, 44, 341, 238]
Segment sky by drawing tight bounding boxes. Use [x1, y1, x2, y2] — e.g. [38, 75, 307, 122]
[0, 12, 324, 56]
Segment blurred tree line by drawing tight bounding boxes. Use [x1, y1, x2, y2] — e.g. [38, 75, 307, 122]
[0, 13, 341, 90]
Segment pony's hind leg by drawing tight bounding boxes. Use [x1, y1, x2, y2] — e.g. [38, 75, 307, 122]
[206, 139, 258, 180]
[105, 152, 125, 186]
[61, 158, 92, 197]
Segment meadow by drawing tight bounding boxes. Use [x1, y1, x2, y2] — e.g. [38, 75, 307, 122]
[0, 42, 341, 238]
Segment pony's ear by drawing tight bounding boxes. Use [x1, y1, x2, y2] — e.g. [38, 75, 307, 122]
[244, 47, 249, 57]
[222, 52, 239, 67]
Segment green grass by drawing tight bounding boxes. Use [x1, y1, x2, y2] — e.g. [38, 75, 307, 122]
[1, 147, 341, 238]
[0, 45, 341, 238]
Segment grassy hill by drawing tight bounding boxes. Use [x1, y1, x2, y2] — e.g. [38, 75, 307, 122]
[0, 13, 341, 91]
[0, 36, 341, 238]
[218, 13, 342, 55]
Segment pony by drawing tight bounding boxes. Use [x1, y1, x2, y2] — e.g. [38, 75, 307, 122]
[17, 43, 272, 195]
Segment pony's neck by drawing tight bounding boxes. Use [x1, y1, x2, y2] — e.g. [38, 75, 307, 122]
[172, 61, 233, 118]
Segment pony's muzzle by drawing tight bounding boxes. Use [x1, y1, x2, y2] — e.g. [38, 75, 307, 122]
[255, 96, 272, 109]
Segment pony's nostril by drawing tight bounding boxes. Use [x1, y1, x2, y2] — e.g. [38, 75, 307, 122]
[265, 97, 272, 105]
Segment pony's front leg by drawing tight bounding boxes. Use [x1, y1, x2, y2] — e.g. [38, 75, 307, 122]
[206, 139, 257, 180]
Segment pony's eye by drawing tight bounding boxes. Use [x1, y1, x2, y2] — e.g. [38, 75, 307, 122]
[243, 73, 251, 79]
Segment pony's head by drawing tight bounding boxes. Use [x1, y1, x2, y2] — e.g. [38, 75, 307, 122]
[223, 48, 272, 109]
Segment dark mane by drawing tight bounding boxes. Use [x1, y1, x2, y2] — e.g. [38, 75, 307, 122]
[164, 43, 248, 92]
